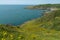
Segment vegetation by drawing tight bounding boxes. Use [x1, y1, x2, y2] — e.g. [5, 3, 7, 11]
[26, 4, 60, 10]
[33, 4, 60, 8]
[20, 10, 60, 40]
[0, 4, 60, 40]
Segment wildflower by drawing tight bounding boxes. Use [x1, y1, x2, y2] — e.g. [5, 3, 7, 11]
[2, 31, 7, 36]
[18, 35, 24, 40]
[10, 34, 14, 39]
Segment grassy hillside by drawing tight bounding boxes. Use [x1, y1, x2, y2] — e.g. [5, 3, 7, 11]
[26, 4, 60, 10]
[20, 10, 60, 40]
[34, 4, 60, 8]
[0, 4, 60, 40]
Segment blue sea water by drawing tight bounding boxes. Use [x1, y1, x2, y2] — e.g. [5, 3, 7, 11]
[0, 5, 44, 25]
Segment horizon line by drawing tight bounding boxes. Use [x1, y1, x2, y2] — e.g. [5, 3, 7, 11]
[0, 3, 59, 5]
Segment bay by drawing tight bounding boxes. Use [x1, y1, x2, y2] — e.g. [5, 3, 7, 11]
[0, 5, 44, 25]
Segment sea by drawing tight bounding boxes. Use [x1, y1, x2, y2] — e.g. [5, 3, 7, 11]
[0, 5, 44, 25]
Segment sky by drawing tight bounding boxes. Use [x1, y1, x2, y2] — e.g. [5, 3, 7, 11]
[0, 0, 60, 5]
